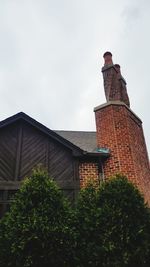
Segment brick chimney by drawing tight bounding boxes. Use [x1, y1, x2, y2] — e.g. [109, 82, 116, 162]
[102, 52, 130, 107]
[94, 52, 150, 204]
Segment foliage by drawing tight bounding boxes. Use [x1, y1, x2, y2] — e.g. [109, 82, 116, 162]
[75, 175, 150, 267]
[98, 175, 150, 267]
[0, 169, 74, 267]
[0, 172, 150, 267]
[73, 181, 102, 267]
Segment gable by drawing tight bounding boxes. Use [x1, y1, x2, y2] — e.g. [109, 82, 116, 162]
[0, 119, 79, 192]
[0, 112, 110, 217]
[0, 112, 109, 189]
[0, 112, 83, 156]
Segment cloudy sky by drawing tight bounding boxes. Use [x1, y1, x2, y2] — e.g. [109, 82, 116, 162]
[0, 0, 150, 155]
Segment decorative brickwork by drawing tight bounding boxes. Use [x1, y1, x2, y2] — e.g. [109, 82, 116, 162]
[94, 102, 150, 204]
[79, 162, 99, 187]
[102, 52, 130, 107]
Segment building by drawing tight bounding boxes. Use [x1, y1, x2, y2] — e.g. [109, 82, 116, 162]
[0, 52, 150, 217]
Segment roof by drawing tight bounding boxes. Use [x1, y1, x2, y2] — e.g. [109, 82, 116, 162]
[0, 112, 109, 158]
[0, 112, 83, 156]
[55, 130, 97, 153]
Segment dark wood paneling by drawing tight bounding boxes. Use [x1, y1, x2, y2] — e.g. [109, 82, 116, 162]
[49, 140, 74, 187]
[0, 120, 80, 204]
[0, 124, 18, 181]
[19, 123, 48, 180]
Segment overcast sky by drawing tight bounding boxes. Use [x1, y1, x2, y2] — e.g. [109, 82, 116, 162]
[0, 0, 150, 155]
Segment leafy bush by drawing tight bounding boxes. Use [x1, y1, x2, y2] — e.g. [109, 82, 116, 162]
[74, 182, 102, 267]
[98, 175, 150, 267]
[0, 172, 150, 267]
[75, 175, 150, 267]
[0, 169, 74, 267]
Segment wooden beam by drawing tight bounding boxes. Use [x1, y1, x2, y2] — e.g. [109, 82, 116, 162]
[14, 123, 23, 180]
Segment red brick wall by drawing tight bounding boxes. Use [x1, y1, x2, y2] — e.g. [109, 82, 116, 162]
[94, 102, 150, 204]
[79, 162, 99, 187]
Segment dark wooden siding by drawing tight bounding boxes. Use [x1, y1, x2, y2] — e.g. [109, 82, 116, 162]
[49, 140, 74, 186]
[19, 123, 48, 180]
[0, 121, 79, 202]
[0, 123, 18, 181]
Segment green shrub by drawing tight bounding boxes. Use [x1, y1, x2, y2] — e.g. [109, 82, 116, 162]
[98, 175, 150, 266]
[0, 172, 149, 267]
[75, 175, 150, 267]
[74, 182, 102, 267]
[0, 169, 74, 267]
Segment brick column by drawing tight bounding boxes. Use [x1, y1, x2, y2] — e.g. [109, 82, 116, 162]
[94, 101, 150, 204]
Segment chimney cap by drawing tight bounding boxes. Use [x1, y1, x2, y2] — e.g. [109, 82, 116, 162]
[114, 64, 120, 68]
[103, 51, 112, 58]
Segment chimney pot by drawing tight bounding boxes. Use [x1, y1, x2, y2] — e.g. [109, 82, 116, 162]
[103, 51, 113, 65]
[114, 64, 121, 73]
